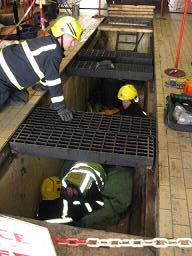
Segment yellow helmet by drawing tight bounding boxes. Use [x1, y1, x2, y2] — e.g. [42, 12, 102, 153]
[51, 16, 83, 41]
[117, 84, 139, 102]
[41, 176, 61, 200]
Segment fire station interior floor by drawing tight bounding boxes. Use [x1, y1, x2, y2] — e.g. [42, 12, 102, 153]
[0, 12, 192, 256]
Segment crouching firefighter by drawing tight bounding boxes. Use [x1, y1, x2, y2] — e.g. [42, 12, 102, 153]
[117, 84, 147, 118]
[36, 162, 106, 223]
[0, 16, 83, 122]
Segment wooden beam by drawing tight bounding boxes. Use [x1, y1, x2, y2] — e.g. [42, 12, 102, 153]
[98, 24, 153, 33]
[108, 14, 154, 19]
[109, 10, 154, 14]
[109, 4, 156, 9]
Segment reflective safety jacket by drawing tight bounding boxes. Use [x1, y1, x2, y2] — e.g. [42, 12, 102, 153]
[62, 162, 106, 196]
[76, 166, 134, 230]
[38, 162, 106, 223]
[37, 195, 105, 223]
[0, 34, 65, 110]
[120, 102, 147, 118]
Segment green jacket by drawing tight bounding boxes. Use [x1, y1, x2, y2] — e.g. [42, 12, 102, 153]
[76, 165, 133, 230]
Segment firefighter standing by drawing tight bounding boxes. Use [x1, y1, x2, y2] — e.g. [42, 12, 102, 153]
[0, 16, 83, 122]
[117, 84, 147, 118]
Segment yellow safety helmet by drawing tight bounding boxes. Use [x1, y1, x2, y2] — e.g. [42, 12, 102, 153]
[117, 84, 139, 102]
[51, 16, 83, 41]
[41, 176, 62, 200]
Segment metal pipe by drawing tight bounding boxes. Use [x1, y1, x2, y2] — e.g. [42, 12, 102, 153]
[39, 0, 45, 36]
[3, 0, 6, 11]
[98, 0, 101, 16]
[160, 0, 165, 17]
[175, 0, 189, 69]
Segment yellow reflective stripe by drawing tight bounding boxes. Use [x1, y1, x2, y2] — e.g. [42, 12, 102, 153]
[21, 41, 44, 80]
[32, 44, 56, 56]
[51, 95, 64, 103]
[0, 50, 24, 90]
[46, 78, 61, 86]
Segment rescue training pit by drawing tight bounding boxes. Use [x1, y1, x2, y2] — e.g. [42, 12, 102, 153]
[0, 22, 156, 238]
[0, 153, 156, 237]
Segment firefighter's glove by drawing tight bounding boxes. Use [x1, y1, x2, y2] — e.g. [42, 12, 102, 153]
[57, 107, 73, 122]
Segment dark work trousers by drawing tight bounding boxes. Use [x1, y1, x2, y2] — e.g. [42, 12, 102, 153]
[0, 68, 29, 108]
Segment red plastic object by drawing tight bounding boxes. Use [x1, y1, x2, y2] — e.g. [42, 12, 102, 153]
[164, 68, 185, 77]
[160, 0, 165, 17]
[184, 80, 192, 96]
[165, 0, 189, 77]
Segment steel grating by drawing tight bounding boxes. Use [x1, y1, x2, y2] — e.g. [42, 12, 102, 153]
[66, 60, 153, 81]
[75, 49, 153, 65]
[106, 17, 152, 27]
[17, 107, 156, 136]
[10, 108, 155, 168]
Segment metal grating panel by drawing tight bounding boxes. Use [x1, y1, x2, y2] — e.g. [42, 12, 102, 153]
[66, 60, 153, 81]
[19, 107, 156, 137]
[106, 17, 152, 27]
[119, 0, 160, 6]
[10, 108, 155, 168]
[76, 49, 153, 65]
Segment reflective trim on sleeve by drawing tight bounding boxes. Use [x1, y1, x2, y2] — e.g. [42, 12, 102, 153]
[51, 95, 64, 103]
[79, 174, 90, 193]
[69, 169, 100, 191]
[84, 203, 92, 213]
[45, 217, 73, 223]
[39, 79, 47, 86]
[71, 162, 104, 186]
[62, 179, 67, 188]
[32, 44, 57, 56]
[95, 201, 104, 206]
[73, 201, 81, 205]
[0, 50, 24, 90]
[21, 41, 44, 80]
[46, 78, 61, 86]
[142, 111, 147, 116]
[62, 199, 69, 218]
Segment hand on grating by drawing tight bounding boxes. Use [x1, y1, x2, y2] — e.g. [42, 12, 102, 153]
[57, 107, 73, 122]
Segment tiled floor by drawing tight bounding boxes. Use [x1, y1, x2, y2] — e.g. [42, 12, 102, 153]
[154, 13, 192, 256]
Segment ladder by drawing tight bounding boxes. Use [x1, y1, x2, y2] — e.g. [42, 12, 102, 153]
[58, 0, 72, 15]
[115, 32, 144, 52]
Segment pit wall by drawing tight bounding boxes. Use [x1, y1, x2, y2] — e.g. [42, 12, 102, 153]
[0, 74, 96, 217]
[0, 155, 63, 218]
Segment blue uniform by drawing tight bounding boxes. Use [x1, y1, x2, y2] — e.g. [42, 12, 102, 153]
[0, 34, 65, 110]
